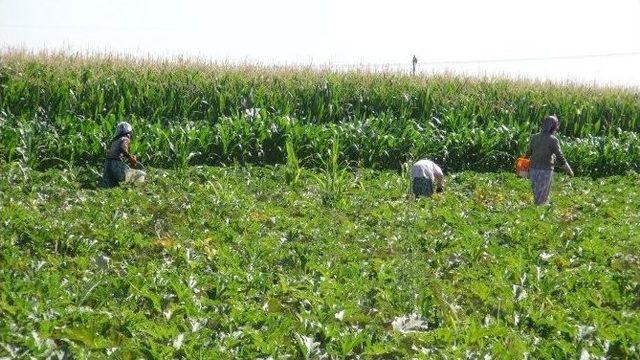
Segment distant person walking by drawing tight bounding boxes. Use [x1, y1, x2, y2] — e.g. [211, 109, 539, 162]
[100, 122, 144, 188]
[525, 115, 573, 205]
[411, 158, 444, 198]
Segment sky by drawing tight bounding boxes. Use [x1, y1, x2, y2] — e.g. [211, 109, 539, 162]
[2, 0, 640, 87]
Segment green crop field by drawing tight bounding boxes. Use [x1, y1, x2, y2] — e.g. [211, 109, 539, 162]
[1, 52, 640, 358]
[1, 51, 640, 176]
[1, 164, 639, 358]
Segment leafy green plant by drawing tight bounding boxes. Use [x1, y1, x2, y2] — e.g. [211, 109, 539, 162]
[312, 135, 350, 206]
[284, 137, 301, 187]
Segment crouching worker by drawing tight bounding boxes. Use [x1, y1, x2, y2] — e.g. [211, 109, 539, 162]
[411, 158, 444, 198]
[100, 121, 145, 188]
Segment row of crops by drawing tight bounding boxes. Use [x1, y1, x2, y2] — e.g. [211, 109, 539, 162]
[2, 164, 639, 358]
[2, 113, 639, 177]
[1, 52, 639, 175]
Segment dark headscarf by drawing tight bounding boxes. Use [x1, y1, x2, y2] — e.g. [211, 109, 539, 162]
[541, 115, 559, 135]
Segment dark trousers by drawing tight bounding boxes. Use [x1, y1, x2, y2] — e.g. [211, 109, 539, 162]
[412, 177, 434, 198]
[100, 159, 127, 188]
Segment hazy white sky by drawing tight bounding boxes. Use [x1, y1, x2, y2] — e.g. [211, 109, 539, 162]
[2, 0, 640, 86]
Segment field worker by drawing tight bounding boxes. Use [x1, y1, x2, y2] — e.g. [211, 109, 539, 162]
[100, 121, 144, 188]
[525, 115, 574, 205]
[411, 158, 444, 198]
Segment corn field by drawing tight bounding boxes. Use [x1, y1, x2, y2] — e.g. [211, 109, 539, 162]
[1, 51, 639, 175]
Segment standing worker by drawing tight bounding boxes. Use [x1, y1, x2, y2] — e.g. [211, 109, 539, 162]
[525, 115, 573, 205]
[412, 55, 418, 76]
[411, 158, 444, 198]
[100, 121, 144, 188]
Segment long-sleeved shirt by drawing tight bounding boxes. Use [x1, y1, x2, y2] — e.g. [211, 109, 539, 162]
[411, 159, 444, 190]
[106, 136, 132, 161]
[525, 133, 568, 170]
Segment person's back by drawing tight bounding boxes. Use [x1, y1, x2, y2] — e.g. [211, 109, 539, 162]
[528, 132, 565, 170]
[410, 159, 444, 198]
[106, 135, 131, 161]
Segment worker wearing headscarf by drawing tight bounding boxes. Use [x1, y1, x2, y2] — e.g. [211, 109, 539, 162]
[525, 115, 573, 205]
[100, 122, 143, 188]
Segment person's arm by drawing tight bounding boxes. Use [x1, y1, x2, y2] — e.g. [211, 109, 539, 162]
[552, 137, 573, 176]
[563, 164, 573, 176]
[120, 137, 132, 160]
[120, 137, 142, 169]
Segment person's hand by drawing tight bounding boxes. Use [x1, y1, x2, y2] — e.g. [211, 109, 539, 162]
[128, 155, 137, 168]
[563, 164, 574, 177]
[128, 155, 144, 169]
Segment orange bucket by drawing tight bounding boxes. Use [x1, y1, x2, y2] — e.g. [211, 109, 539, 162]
[515, 157, 530, 178]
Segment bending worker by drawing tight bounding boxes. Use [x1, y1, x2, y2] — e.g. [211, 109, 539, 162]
[100, 121, 144, 188]
[411, 158, 444, 198]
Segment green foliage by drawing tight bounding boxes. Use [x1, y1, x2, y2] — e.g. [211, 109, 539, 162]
[284, 137, 301, 187]
[2, 112, 640, 176]
[1, 163, 639, 358]
[2, 51, 639, 359]
[312, 135, 350, 206]
[2, 52, 640, 176]
[2, 52, 639, 137]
